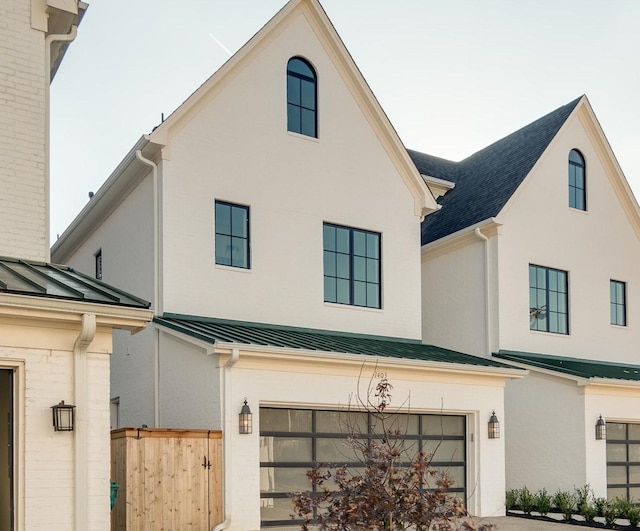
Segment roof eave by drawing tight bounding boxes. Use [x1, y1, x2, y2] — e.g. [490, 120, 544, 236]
[422, 218, 502, 257]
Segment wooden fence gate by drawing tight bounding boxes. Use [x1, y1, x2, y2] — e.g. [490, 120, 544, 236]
[111, 428, 222, 531]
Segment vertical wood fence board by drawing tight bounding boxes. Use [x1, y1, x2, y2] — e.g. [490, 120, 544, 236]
[111, 428, 223, 531]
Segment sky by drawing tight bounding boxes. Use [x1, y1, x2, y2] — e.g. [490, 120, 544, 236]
[50, 0, 640, 242]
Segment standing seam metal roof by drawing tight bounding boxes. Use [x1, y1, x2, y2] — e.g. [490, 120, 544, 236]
[155, 313, 514, 369]
[0, 256, 150, 308]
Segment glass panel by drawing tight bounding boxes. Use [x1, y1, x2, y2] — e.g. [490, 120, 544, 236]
[444, 465, 465, 488]
[612, 304, 618, 324]
[324, 277, 336, 303]
[607, 443, 627, 462]
[287, 104, 300, 133]
[569, 166, 576, 187]
[353, 231, 366, 257]
[569, 150, 584, 165]
[630, 487, 640, 501]
[336, 228, 349, 253]
[215, 235, 232, 266]
[316, 438, 360, 462]
[301, 109, 315, 137]
[367, 258, 379, 282]
[353, 256, 366, 281]
[288, 58, 314, 78]
[617, 305, 626, 326]
[608, 423, 627, 440]
[611, 281, 617, 301]
[576, 193, 585, 210]
[529, 265, 536, 287]
[215, 203, 231, 235]
[260, 437, 312, 463]
[260, 467, 310, 493]
[424, 439, 465, 464]
[323, 225, 335, 251]
[549, 271, 558, 291]
[323, 251, 336, 277]
[607, 487, 626, 501]
[336, 279, 350, 304]
[558, 271, 567, 293]
[558, 293, 567, 313]
[316, 411, 367, 434]
[366, 283, 379, 308]
[558, 314, 568, 335]
[353, 281, 366, 307]
[260, 496, 297, 522]
[370, 413, 419, 435]
[260, 409, 312, 433]
[549, 312, 559, 333]
[628, 424, 640, 440]
[336, 254, 350, 279]
[231, 237, 248, 268]
[607, 465, 628, 484]
[423, 415, 465, 436]
[301, 79, 315, 110]
[287, 75, 300, 105]
[629, 466, 640, 483]
[537, 267, 546, 288]
[367, 233, 379, 259]
[629, 444, 640, 462]
[231, 206, 247, 237]
[548, 292, 558, 311]
[617, 282, 625, 301]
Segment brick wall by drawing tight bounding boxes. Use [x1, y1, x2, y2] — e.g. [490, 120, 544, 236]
[0, 0, 48, 261]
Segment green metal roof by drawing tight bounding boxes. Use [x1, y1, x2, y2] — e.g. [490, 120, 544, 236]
[494, 350, 640, 381]
[155, 313, 515, 369]
[0, 256, 150, 308]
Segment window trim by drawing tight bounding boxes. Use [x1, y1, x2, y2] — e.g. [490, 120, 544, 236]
[286, 56, 317, 138]
[529, 264, 569, 335]
[568, 149, 587, 211]
[610, 279, 627, 327]
[323, 222, 381, 309]
[214, 200, 250, 269]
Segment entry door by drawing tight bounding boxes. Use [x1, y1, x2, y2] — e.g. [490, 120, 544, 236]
[0, 369, 13, 531]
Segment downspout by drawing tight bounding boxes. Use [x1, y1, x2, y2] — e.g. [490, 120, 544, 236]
[44, 26, 78, 260]
[474, 228, 491, 357]
[73, 313, 96, 531]
[135, 150, 160, 427]
[213, 348, 240, 531]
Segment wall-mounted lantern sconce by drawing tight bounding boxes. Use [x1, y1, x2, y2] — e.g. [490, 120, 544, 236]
[239, 399, 252, 434]
[52, 401, 75, 432]
[596, 415, 606, 440]
[488, 410, 500, 439]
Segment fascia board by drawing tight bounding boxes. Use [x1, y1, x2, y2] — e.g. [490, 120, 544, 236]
[491, 356, 590, 385]
[51, 136, 158, 262]
[214, 341, 526, 380]
[582, 378, 640, 390]
[0, 293, 154, 331]
[154, 322, 216, 356]
[421, 218, 501, 260]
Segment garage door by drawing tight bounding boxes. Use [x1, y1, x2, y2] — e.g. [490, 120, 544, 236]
[607, 422, 640, 501]
[259, 407, 467, 528]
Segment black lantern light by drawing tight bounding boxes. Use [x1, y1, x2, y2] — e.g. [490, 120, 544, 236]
[596, 415, 606, 440]
[239, 399, 252, 434]
[51, 401, 75, 432]
[488, 410, 500, 439]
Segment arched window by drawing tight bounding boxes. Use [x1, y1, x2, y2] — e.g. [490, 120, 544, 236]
[568, 149, 586, 210]
[287, 57, 317, 137]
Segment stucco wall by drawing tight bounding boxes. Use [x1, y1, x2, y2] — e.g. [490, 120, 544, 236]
[160, 10, 423, 339]
[0, 317, 113, 531]
[221, 356, 508, 529]
[498, 114, 640, 362]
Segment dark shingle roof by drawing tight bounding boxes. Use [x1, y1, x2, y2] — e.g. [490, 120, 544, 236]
[155, 313, 516, 370]
[0, 256, 150, 308]
[494, 350, 640, 382]
[411, 97, 582, 245]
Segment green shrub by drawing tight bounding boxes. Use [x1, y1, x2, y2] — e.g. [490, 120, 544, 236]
[554, 490, 577, 521]
[627, 505, 640, 527]
[603, 498, 620, 527]
[505, 488, 519, 511]
[534, 488, 552, 516]
[519, 486, 536, 515]
[616, 497, 633, 519]
[575, 484, 592, 515]
[595, 497, 608, 517]
[581, 502, 597, 522]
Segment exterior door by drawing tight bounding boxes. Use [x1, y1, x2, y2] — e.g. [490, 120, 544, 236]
[0, 369, 12, 531]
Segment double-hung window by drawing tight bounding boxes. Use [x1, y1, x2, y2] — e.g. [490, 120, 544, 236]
[529, 264, 569, 334]
[611, 280, 627, 326]
[215, 201, 250, 269]
[323, 223, 381, 308]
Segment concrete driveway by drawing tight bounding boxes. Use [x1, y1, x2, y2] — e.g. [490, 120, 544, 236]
[472, 515, 577, 530]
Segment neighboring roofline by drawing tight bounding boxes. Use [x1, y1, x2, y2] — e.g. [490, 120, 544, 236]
[51, 136, 160, 262]
[145, 0, 437, 218]
[421, 218, 501, 259]
[155, 320, 526, 379]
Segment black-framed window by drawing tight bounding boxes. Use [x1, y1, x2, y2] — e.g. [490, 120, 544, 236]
[287, 57, 317, 138]
[214, 201, 250, 269]
[95, 249, 102, 280]
[606, 422, 640, 501]
[259, 407, 467, 528]
[611, 280, 627, 326]
[529, 264, 569, 334]
[323, 223, 381, 309]
[569, 149, 586, 211]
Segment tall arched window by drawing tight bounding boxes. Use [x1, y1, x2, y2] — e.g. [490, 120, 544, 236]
[568, 149, 586, 210]
[287, 57, 317, 138]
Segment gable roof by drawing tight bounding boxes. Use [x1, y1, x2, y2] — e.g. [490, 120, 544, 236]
[495, 350, 640, 382]
[0, 256, 150, 308]
[155, 313, 517, 370]
[412, 97, 582, 245]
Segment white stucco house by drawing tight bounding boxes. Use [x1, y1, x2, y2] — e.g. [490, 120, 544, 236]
[412, 96, 640, 500]
[51, 0, 525, 528]
[0, 1, 154, 530]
